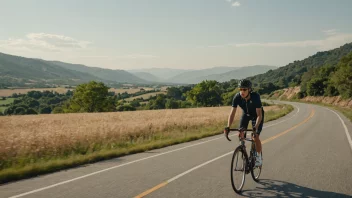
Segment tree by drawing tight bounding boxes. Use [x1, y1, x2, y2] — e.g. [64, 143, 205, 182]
[26, 108, 38, 115]
[331, 52, 352, 99]
[52, 107, 64, 114]
[165, 99, 179, 109]
[116, 104, 136, 111]
[147, 94, 167, 109]
[166, 87, 182, 100]
[222, 89, 237, 106]
[67, 81, 115, 112]
[28, 99, 40, 108]
[186, 80, 222, 107]
[47, 97, 61, 105]
[39, 106, 52, 114]
[130, 100, 141, 107]
[307, 77, 325, 96]
[14, 107, 26, 115]
[27, 91, 42, 99]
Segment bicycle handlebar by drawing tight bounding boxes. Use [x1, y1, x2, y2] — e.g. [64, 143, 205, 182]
[225, 128, 254, 141]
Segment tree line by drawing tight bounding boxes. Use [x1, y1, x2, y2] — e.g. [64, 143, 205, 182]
[1, 79, 242, 115]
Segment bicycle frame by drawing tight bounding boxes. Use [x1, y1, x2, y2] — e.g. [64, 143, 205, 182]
[225, 128, 256, 173]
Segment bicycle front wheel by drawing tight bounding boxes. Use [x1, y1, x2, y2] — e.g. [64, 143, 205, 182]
[251, 151, 262, 182]
[231, 147, 247, 193]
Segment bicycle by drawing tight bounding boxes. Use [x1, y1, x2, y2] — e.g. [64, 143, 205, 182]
[225, 128, 262, 193]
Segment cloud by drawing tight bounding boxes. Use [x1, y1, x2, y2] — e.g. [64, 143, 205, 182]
[323, 29, 338, 36]
[207, 32, 352, 51]
[226, 0, 241, 7]
[0, 33, 91, 52]
[232, 1, 241, 7]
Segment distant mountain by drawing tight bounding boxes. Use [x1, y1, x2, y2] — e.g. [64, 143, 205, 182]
[248, 42, 352, 88]
[0, 52, 103, 87]
[0, 52, 153, 88]
[167, 66, 277, 84]
[127, 68, 190, 80]
[130, 72, 162, 82]
[49, 61, 148, 84]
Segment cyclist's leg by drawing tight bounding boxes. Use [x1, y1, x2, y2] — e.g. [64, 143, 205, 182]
[239, 113, 250, 139]
[251, 117, 263, 153]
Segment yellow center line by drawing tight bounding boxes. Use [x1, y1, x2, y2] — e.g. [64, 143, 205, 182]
[135, 108, 315, 198]
[135, 182, 168, 198]
[262, 109, 315, 144]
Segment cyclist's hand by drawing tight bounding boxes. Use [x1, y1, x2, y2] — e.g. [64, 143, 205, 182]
[253, 127, 257, 133]
[238, 128, 245, 139]
[224, 126, 230, 135]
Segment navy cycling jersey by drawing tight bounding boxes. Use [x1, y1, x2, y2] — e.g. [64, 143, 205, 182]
[232, 92, 264, 118]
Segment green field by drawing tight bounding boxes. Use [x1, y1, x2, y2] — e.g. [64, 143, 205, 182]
[0, 98, 14, 113]
[0, 107, 6, 113]
[0, 98, 14, 105]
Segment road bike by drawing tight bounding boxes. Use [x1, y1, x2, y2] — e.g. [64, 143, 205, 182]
[225, 128, 262, 193]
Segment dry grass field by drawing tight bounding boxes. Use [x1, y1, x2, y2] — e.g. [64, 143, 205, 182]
[0, 104, 292, 183]
[0, 106, 278, 164]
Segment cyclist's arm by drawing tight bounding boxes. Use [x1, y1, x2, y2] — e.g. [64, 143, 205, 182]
[255, 108, 262, 130]
[228, 93, 239, 128]
[227, 107, 237, 128]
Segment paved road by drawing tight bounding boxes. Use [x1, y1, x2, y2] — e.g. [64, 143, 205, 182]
[1, 102, 352, 198]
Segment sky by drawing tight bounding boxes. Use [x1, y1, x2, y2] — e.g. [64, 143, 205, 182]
[0, 0, 352, 70]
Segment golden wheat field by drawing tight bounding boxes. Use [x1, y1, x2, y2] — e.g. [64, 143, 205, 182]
[0, 106, 278, 163]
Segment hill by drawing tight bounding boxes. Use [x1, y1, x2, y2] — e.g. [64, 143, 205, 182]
[49, 61, 148, 84]
[0, 52, 151, 88]
[188, 65, 278, 84]
[127, 68, 190, 80]
[126, 71, 162, 82]
[167, 65, 277, 84]
[0, 52, 103, 87]
[248, 43, 352, 88]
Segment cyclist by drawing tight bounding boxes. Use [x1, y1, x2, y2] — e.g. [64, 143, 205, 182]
[224, 79, 264, 166]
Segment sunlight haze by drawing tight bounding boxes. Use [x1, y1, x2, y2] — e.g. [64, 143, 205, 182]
[1, 0, 352, 70]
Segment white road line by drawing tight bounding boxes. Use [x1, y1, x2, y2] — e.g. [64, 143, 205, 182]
[264, 104, 299, 128]
[325, 107, 352, 152]
[9, 104, 300, 198]
[167, 152, 233, 183]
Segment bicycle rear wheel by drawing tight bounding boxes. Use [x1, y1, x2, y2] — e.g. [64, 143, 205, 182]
[251, 151, 262, 182]
[231, 147, 247, 193]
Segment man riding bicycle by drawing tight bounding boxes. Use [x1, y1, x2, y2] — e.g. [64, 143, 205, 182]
[224, 79, 264, 166]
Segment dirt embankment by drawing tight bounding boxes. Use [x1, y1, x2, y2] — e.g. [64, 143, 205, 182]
[270, 86, 352, 109]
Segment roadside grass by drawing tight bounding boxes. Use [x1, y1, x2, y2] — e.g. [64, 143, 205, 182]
[0, 104, 293, 184]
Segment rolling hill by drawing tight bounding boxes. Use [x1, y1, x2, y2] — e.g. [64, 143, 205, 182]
[0, 52, 104, 87]
[0, 52, 151, 87]
[167, 65, 277, 84]
[49, 61, 148, 84]
[248, 42, 352, 88]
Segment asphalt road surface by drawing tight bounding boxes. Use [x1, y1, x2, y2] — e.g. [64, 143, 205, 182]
[1, 101, 352, 198]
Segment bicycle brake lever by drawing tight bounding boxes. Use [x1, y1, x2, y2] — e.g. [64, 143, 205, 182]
[225, 131, 231, 141]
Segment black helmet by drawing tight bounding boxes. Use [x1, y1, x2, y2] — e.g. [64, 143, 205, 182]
[238, 79, 252, 88]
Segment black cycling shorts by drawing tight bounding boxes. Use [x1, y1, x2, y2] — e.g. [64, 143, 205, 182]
[239, 113, 264, 135]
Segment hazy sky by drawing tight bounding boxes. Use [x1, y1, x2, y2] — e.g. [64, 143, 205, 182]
[1, 0, 352, 70]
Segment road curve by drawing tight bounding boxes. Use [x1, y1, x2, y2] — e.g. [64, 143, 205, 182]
[1, 101, 352, 198]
